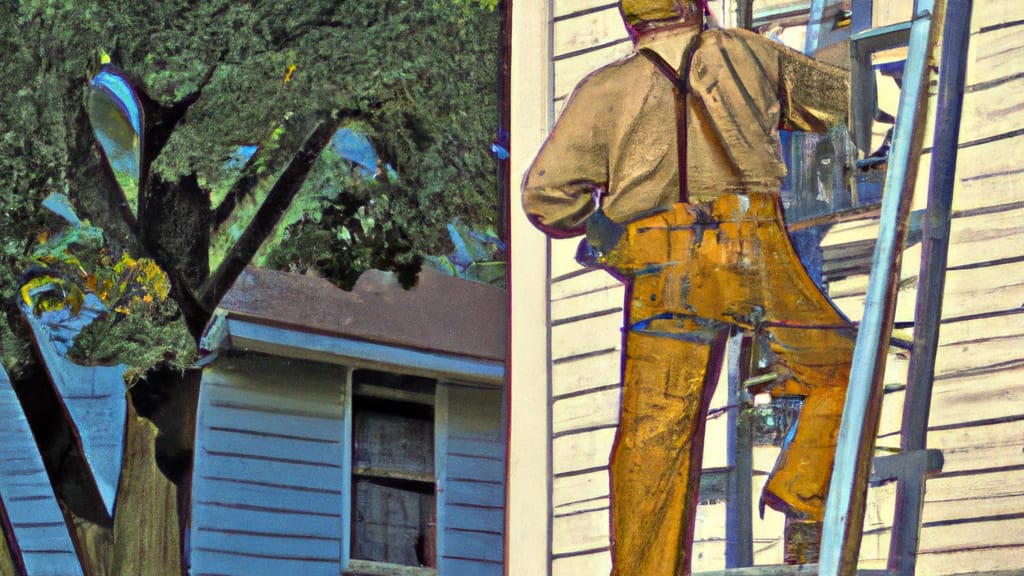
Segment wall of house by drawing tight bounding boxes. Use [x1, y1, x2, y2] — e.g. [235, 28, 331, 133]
[516, 0, 1024, 573]
[191, 353, 508, 576]
[440, 382, 507, 575]
[545, 3, 631, 572]
[823, 1, 1024, 571]
[0, 366, 84, 576]
[190, 355, 348, 576]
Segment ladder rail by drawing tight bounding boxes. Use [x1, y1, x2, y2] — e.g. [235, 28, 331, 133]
[889, 2, 974, 573]
[818, 1, 943, 575]
[725, 332, 754, 568]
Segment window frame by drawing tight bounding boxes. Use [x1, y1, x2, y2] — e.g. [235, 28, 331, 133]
[341, 368, 446, 576]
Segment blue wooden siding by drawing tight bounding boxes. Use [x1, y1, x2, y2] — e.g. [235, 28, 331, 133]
[191, 356, 346, 576]
[441, 383, 506, 575]
[0, 366, 84, 576]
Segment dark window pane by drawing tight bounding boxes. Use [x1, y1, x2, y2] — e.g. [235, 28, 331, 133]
[352, 477, 436, 566]
[353, 396, 434, 477]
[350, 388, 436, 568]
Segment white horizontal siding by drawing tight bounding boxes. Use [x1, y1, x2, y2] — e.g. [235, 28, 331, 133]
[546, 7, 630, 568]
[536, 2, 1024, 575]
[191, 356, 345, 576]
[441, 384, 505, 575]
[819, 8, 1024, 572]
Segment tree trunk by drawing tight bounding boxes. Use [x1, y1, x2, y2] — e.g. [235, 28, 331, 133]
[71, 400, 181, 576]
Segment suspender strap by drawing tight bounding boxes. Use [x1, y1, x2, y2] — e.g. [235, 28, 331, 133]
[639, 35, 701, 203]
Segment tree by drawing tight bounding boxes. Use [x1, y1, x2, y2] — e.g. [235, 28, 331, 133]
[0, 1, 501, 573]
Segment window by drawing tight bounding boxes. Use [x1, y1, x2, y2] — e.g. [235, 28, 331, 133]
[347, 370, 439, 575]
[337, 367, 506, 576]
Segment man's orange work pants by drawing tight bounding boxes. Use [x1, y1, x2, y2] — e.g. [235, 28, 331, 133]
[598, 193, 855, 576]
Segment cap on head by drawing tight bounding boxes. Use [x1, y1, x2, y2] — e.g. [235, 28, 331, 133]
[620, 0, 699, 25]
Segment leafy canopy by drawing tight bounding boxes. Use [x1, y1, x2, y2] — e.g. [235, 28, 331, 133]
[0, 0, 502, 377]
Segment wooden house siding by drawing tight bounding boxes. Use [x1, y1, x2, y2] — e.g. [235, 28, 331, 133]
[819, 3, 1024, 572]
[546, 2, 631, 570]
[440, 383, 507, 575]
[192, 294, 508, 576]
[535, 0, 1024, 573]
[190, 355, 346, 576]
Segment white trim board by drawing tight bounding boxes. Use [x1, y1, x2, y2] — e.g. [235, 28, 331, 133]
[223, 318, 505, 385]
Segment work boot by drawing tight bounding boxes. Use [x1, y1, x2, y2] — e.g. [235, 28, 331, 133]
[784, 517, 822, 564]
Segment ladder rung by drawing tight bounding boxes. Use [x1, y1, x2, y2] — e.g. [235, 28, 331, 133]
[851, 20, 912, 51]
[870, 448, 944, 485]
[696, 565, 897, 575]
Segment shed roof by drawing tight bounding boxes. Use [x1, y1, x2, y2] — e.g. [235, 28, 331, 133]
[214, 267, 507, 363]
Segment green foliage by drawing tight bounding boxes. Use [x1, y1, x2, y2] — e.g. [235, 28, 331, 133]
[0, 0, 502, 377]
[263, 159, 423, 289]
[18, 195, 195, 378]
[423, 221, 506, 287]
[68, 300, 196, 381]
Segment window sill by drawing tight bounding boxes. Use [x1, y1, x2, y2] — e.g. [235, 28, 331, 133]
[344, 559, 438, 576]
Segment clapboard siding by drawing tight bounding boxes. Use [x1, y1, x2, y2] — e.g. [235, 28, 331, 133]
[190, 548, 338, 576]
[551, 313, 624, 362]
[545, 5, 630, 572]
[553, 470, 610, 510]
[968, 1, 1024, 33]
[554, 0, 618, 18]
[195, 476, 341, 518]
[538, 1, 1024, 574]
[552, 549, 612, 574]
[553, 427, 617, 476]
[924, 419, 1024, 476]
[966, 23, 1024, 86]
[557, 495, 611, 517]
[442, 384, 505, 575]
[550, 236, 589, 277]
[550, 289, 623, 325]
[551, 270, 623, 301]
[554, 41, 633, 99]
[446, 479, 504, 508]
[552, 347, 621, 399]
[552, 507, 610, 556]
[191, 356, 345, 576]
[917, 545, 1024, 576]
[554, 3, 628, 58]
[552, 386, 620, 435]
[202, 426, 340, 463]
[821, 3, 1024, 572]
[447, 505, 504, 533]
[442, 557, 505, 574]
[192, 526, 340, 559]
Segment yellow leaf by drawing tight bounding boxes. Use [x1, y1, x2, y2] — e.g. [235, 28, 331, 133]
[20, 276, 61, 308]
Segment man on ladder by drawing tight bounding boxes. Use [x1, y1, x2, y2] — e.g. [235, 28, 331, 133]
[523, 1, 855, 573]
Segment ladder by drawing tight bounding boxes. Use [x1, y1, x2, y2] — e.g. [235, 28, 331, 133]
[698, 0, 974, 573]
[821, 1, 972, 575]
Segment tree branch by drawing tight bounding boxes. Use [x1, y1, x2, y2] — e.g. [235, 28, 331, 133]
[142, 61, 220, 166]
[210, 116, 315, 230]
[198, 113, 349, 310]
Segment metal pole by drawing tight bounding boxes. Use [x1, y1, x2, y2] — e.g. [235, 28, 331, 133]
[805, 0, 828, 54]
[889, 2, 973, 573]
[725, 332, 754, 568]
[817, 1, 942, 574]
[735, 0, 753, 30]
